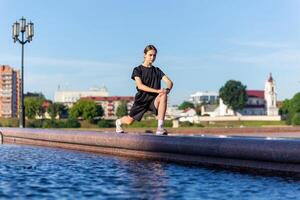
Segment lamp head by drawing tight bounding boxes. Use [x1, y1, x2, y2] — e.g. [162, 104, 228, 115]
[20, 17, 26, 32]
[12, 21, 20, 42]
[26, 22, 34, 41]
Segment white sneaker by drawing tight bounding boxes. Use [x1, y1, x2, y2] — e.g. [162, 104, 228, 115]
[115, 119, 124, 133]
[156, 128, 168, 135]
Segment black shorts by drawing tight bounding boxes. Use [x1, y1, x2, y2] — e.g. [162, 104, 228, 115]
[129, 98, 158, 121]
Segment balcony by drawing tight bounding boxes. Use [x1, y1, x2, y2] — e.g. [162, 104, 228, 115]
[1, 99, 12, 103]
[1, 93, 12, 97]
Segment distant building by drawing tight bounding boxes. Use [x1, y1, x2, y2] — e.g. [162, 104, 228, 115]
[166, 106, 198, 123]
[265, 74, 279, 116]
[217, 74, 279, 116]
[166, 106, 183, 119]
[54, 87, 109, 107]
[190, 91, 219, 105]
[0, 65, 20, 118]
[82, 96, 134, 119]
[179, 108, 197, 123]
[218, 90, 265, 116]
[201, 104, 218, 116]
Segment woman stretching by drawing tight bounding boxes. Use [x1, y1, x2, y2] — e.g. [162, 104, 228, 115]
[116, 45, 173, 135]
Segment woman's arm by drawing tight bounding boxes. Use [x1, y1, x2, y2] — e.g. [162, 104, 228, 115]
[134, 77, 160, 93]
[162, 75, 173, 93]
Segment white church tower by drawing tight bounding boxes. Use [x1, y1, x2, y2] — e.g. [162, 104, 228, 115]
[264, 73, 279, 116]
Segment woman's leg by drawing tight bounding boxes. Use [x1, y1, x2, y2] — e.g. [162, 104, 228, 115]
[154, 93, 168, 120]
[120, 115, 135, 125]
[116, 115, 134, 133]
[154, 93, 168, 135]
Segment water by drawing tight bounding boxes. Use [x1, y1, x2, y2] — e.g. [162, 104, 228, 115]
[0, 144, 300, 200]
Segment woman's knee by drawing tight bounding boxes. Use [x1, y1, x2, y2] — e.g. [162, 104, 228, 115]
[160, 93, 168, 102]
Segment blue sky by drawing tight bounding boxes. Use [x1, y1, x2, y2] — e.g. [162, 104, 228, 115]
[0, 0, 300, 105]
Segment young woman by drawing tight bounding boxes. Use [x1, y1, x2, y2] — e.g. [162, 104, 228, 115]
[116, 45, 173, 135]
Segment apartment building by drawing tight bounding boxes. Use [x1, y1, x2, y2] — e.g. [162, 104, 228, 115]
[0, 65, 20, 118]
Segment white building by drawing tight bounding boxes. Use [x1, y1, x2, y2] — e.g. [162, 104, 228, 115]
[179, 108, 197, 123]
[265, 74, 279, 116]
[54, 87, 109, 107]
[201, 104, 219, 117]
[190, 91, 219, 105]
[217, 74, 279, 116]
[167, 106, 198, 123]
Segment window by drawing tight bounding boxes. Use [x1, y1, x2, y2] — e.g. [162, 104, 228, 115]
[200, 96, 208, 102]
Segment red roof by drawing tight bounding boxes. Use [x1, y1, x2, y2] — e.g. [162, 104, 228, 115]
[183, 108, 190, 113]
[246, 90, 264, 98]
[42, 101, 51, 109]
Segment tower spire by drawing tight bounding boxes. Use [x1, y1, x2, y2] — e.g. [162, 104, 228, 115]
[268, 73, 273, 82]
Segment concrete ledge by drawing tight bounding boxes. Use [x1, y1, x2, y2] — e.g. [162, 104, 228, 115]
[1, 128, 300, 175]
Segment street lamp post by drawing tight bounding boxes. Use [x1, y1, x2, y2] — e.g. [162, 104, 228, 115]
[12, 17, 34, 128]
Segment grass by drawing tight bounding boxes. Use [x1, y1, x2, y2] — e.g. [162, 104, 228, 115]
[0, 118, 19, 127]
[79, 120, 99, 128]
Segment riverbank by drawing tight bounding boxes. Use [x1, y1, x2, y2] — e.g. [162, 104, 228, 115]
[74, 126, 300, 138]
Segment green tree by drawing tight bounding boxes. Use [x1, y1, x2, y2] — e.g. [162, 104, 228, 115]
[69, 101, 84, 120]
[25, 92, 45, 98]
[24, 96, 45, 119]
[57, 103, 68, 118]
[279, 99, 290, 119]
[178, 101, 195, 110]
[292, 113, 300, 125]
[287, 93, 300, 125]
[116, 102, 128, 117]
[219, 80, 248, 114]
[47, 103, 68, 120]
[69, 99, 104, 123]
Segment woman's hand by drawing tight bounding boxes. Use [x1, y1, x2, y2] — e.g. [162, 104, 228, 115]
[157, 88, 167, 95]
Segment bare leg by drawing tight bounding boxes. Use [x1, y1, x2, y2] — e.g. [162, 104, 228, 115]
[120, 115, 135, 125]
[154, 93, 168, 135]
[154, 93, 168, 120]
[116, 115, 135, 133]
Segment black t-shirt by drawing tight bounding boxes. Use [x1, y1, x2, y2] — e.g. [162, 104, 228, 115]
[131, 65, 165, 104]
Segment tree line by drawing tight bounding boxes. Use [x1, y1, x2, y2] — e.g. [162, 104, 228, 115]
[24, 92, 130, 126]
